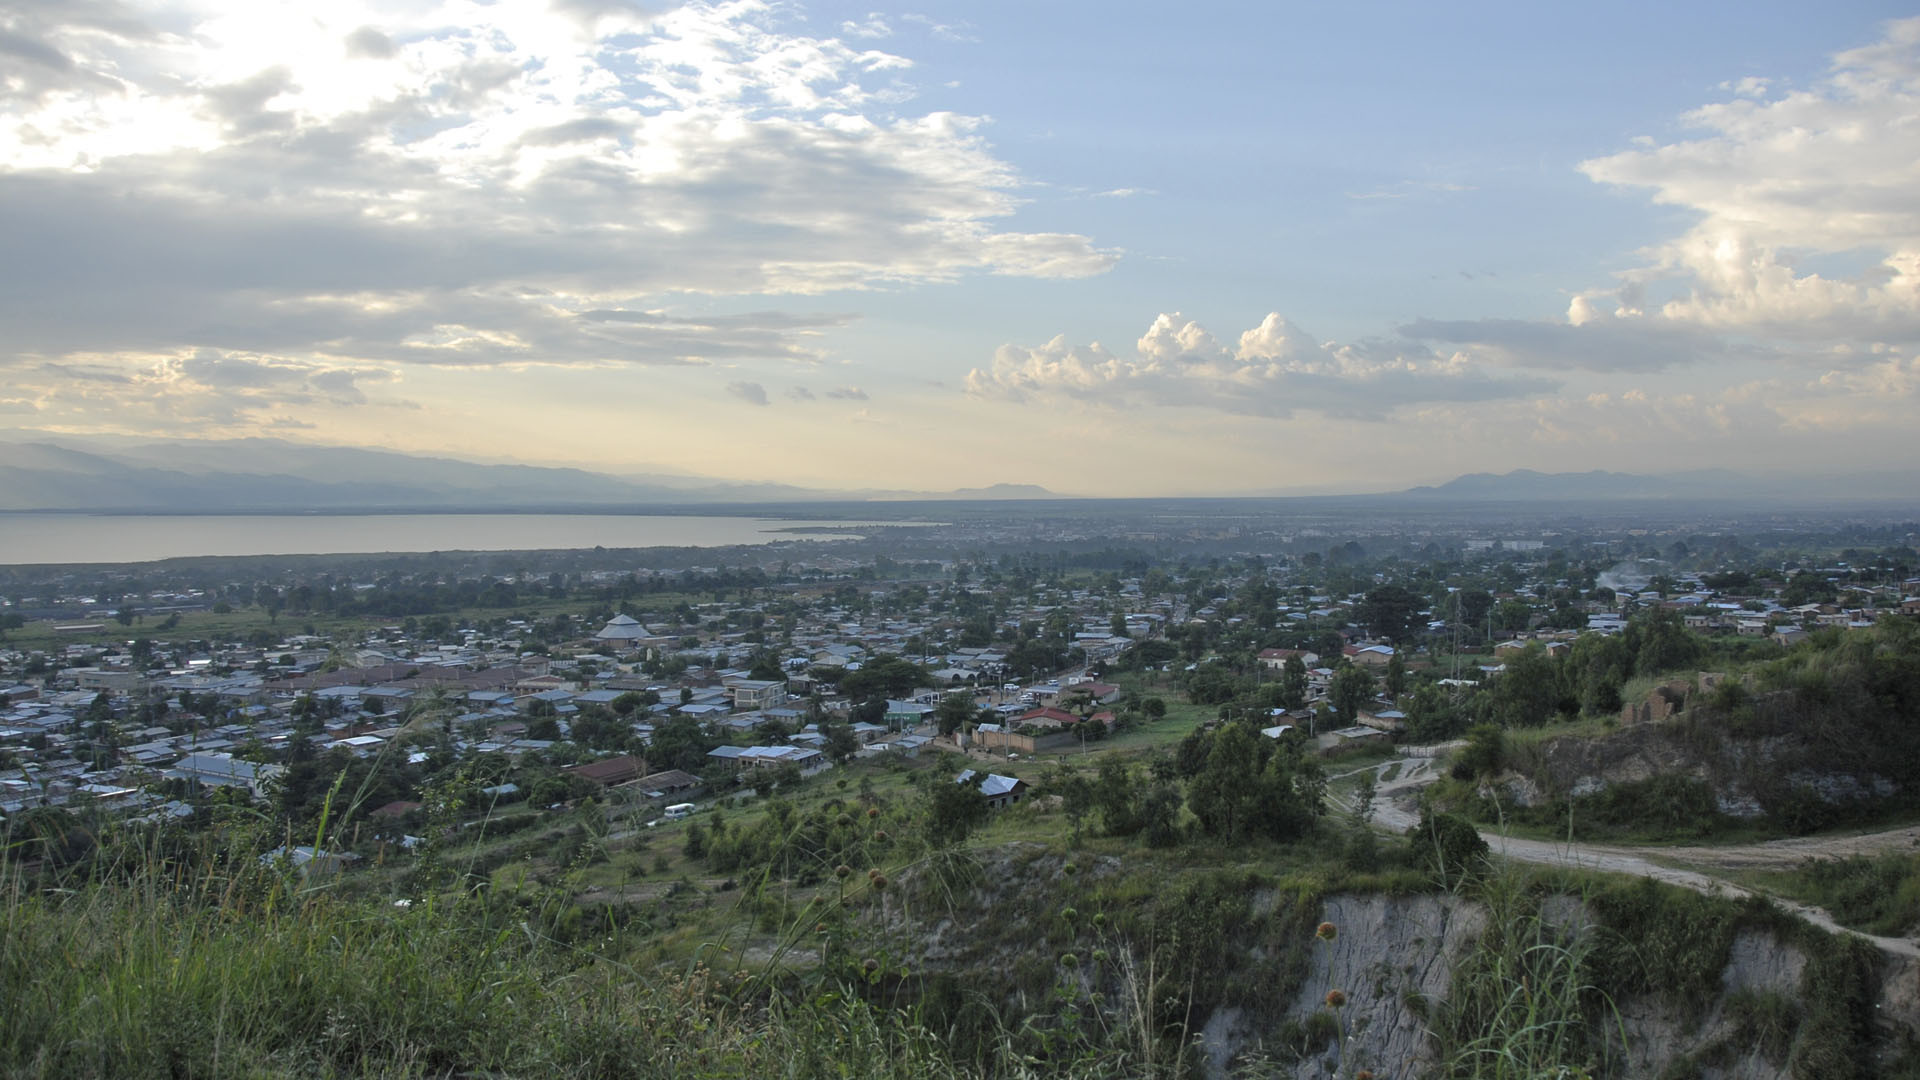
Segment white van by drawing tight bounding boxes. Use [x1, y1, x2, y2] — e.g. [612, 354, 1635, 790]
[664, 803, 696, 820]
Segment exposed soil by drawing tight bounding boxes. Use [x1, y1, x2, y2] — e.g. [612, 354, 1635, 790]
[1350, 752, 1920, 959]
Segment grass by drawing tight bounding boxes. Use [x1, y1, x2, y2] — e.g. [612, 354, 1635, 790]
[1738, 852, 1920, 937]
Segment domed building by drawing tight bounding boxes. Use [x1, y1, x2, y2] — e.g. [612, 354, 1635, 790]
[593, 614, 649, 644]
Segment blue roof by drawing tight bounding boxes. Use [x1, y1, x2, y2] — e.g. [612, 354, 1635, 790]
[955, 770, 1023, 798]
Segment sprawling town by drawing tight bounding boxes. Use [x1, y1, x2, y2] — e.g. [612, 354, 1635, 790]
[4, 506, 1915, 849]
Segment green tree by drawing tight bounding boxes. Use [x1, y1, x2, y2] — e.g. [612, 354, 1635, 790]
[1567, 632, 1632, 715]
[934, 691, 976, 737]
[1484, 644, 1568, 727]
[1093, 755, 1140, 837]
[1328, 664, 1376, 724]
[1356, 585, 1424, 645]
[926, 771, 989, 847]
[1384, 651, 1409, 699]
[1630, 608, 1702, 676]
[1280, 656, 1309, 711]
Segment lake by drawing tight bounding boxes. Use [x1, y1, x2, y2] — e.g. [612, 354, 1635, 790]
[0, 513, 921, 566]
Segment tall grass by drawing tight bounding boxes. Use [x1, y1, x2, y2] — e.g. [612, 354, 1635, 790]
[0, 845, 1161, 1079]
[1432, 869, 1621, 1080]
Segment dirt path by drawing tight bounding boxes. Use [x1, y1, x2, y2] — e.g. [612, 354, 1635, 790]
[1346, 753, 1920, 959]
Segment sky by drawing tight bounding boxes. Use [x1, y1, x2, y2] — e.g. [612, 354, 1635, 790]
[2, 0, 1918, 497]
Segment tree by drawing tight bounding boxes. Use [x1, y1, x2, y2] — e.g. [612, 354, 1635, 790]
[1186, 722, 1323, 842]
[1492, 598, 1533, 634]
[1384, 652, 1408, 699]
[819, 719, 860, 764]
[1356, 585, 1424, 645]
[1453, 723, 1506, 779]
[649, 715, 716, 774]
[1280, 656, 1309, 711]
[1411, 809, 1488, 886]
[1448, 587, 1490, 628]
[1484, 644, 1568, 727]
[1630, 608, 1702, 676]
[1328, 664, 1375, 724]
[840, 656, 931, 700]
[1093, 756, 1140, 837]
[1566, 633, 1631, 715]
[926, 772, 989, 847]
[934, 692, 976, 737]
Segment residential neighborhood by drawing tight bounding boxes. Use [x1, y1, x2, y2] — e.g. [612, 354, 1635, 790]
[2, 511, 1915, 841]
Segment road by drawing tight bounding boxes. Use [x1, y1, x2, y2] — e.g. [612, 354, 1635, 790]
[1341, 753, 1920, 959]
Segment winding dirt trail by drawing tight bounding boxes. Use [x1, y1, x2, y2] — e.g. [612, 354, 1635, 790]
[1340, 754, 1920, 959]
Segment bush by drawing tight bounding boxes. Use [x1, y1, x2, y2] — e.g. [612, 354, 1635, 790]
[1409, 809, 1488, 887]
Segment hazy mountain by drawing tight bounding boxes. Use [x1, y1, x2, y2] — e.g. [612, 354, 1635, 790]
[1401, 468, 1920, 503]
[0, 435, 1067, 510]
[1403, 470, 1687, 499]
[938, 483, 1059, 500]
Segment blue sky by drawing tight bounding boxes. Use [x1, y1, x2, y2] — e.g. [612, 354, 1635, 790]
[2, 0, 1917, 494]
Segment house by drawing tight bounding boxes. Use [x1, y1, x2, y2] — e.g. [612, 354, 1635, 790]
[167, 752, 285, 797]
[1357, 708, 1407, 733]
[259, 846, 357, 877]
[1772, 626, 1809, 648]
[737, 745, 830, 775]
[955, 769, 1027, 809]
[622, 769, 701, 800]
[1013, 706, 1080, 730]
[1346, 645, 1396, 667]
[1059, 680, 1122, 704]
[725, 679, 788, 711]
[566, 754, 648, 788]
[1257, 648, 1319, 670]
[884, 700, 936, 729]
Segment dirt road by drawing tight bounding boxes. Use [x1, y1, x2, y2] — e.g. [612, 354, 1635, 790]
[1346, 753, 1920, 959]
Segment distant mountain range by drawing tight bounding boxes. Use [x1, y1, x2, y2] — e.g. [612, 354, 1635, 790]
[0, 433, 1913, 510]
[1398, 467, 1920, 503]
[0, 434, 1063, 510]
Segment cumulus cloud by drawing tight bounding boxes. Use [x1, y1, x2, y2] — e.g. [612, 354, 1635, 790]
[0, 0, 1112, 426]
[967, 312, 1556, 419]
[726, 380, 770, 406]
[1571, 17, 1920, 346]
[1402, 19, 1920, 379]
[824, 385, 868, 400]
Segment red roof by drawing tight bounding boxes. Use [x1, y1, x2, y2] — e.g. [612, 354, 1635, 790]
[1016, 706, 1080, 727]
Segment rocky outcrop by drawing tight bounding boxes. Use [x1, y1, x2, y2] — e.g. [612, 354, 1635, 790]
[1199, 893, 1484, 1078]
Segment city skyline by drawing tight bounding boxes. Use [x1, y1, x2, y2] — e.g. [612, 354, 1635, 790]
[3, 1, 1918, 497]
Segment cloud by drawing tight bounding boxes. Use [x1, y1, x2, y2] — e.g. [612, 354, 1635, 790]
[726, 380, 769, 406]
[1092, 187, 1154, 199]
[824, 385, 868, 400]
[342, 26, 396, 60]
[1398, 317, 1732, 372]
[0, 0, 1114, 424]
[967, 312, 1556, 419]
[0, 349, 404, 431]
[785, 385, 815, 401]
[901, 14, 978, 43]
[840, 14, 891, 39]
[1572, 17, 1920, 346]
[1345, 180, 1476, 201]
